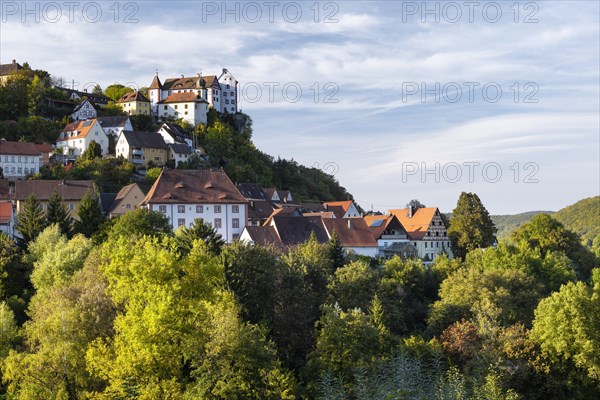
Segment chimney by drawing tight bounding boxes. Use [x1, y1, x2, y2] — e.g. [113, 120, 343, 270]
[408, 206, 413, 218]
[181, 74, 184, 78]
[222, 68, 227, 74]
[12, 59, 16, 64]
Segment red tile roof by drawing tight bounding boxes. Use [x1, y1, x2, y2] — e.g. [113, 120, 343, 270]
[117, 91, 150, 103]
[0, 140, 42, 156]
[58, 119, 99, 142]
[141, 169, 247, 205]
[0, 201, 12, 224]
[14, 180, 95, 201]
[158, 92, 208, 104]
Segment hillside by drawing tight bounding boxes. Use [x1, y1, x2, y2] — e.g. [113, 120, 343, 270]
[553, 196, 600, 247]
[492, 211, 554, 240]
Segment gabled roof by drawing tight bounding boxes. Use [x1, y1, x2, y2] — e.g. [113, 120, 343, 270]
[14, 180, 95, 201]
[117, 91, 150, 103]
[0, 61, 22, 76]
[162, 75, 219, 91]
[236, 183, 267, 200]
[0, 140, 42, 156]
[72, 98, 97, 113]
[63, 89, 111, 105]
[121, 131, 168, 149]
[99, 193, 117, 214]
[157, 122, 190, 142]
[243, 225, 283, 247]
[58, 119, 99, 142]
[389, 207, 441, 240]
[158, 92, 208, 104]
[141, 169, 247, 205]
[363, 214, 408, 240]
[169, 143, 192, 155]
[96, 116, 130, 128]
[322, 218, 378, 247]
[0, 202, 12, 224]
[34, 143, 53, 154]
[262, 188, 278, 201]
[109, 183, 144, 214]
[271, 216, 330, 245]
[248, 200, 276, 221]
[324, 201, 355, 218]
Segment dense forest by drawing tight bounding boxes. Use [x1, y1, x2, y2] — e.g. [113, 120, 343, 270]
[0, 64, 353, 202]
[0, 192, 598, 399]
[490, 211, 553, 240]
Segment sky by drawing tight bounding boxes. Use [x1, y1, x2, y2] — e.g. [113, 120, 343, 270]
[1, 0, 599, 214]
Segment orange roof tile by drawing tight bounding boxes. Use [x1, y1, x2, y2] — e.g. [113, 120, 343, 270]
[389, 207, 439, 240]
[0, 201, 12, 224]
[158, 92, 207, 104]
[58, 119, 98, 142]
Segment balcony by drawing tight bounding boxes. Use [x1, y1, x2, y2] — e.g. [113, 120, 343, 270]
[132, 149, 144, 156]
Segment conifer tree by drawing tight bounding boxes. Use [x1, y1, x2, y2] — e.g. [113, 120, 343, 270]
[74, 190, 104, 238]
[328, 231, 345, 270]
[14, 194, 47, 247]
[46, 190, 72, 237]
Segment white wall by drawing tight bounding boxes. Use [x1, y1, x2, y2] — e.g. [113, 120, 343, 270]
[148, 202, 247, 242]
[0, 154, 40, 178]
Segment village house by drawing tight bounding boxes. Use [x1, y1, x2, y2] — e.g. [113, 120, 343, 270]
[168, 143, 192, 167]
[116, 131, 168, 168]
[0, 60, 23, 85]
[156, 122, 193, 148]
[106, 183, 145, 218]
[116, 91, 151, 116]
[71, 98, 97, 121]
[240, 214, 378, 257]
[236, 183, 277, 226]
[96, 116, 133, 137]
[364, 213, 417, 260]
[62, 88, 111, 107]
[14, 180, 95, 220]
[140, 169, 248, 242]
[0, 139, 42, 179]
[323, 200, 361, 218]
[0, 180, 13, 236]
[389, 203, 451, 261]
[157, 92, 209, 126]
[56, 119, 109, 158]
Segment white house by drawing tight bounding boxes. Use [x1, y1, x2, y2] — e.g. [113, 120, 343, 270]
[71, 98, 97, 121]
[56, 119, 109, 158]
[148, 69, 238, 117]
[96, 116, 133, 137]
[156, 122, 193, 148]
[168, 143, 192, 167]
[0, 139, 42, 179]
[323, 200, 361, 218]
[157, 92, 208, 126]
[140, 169, 248, 242]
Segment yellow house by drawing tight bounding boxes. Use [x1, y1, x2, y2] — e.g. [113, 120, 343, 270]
[116, 91, 151, 115]
[107, 183, 145, 218]
[14, 180, 96, 220]
[0, 60, 23, 85]
[116, 131, 168, 168]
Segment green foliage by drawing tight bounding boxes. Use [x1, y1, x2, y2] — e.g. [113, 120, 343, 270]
[491, 211, 553, 241]
[104, 84, 133, 101]
[145, 167, 162, 184]
[46, 190, 73, 237]
[327, 260, 378, 312]
[14, 194, 47, 247]
[109, 207, 172, 239]
[511, 214, 596, 280]
[80, 140, 102, 161]
[130, 114, 158, 132]
[531, 279, 600, 382]
[175, 218, 225, 256]
[448, 192, 497, 259]
[552, 196, 600, 247]
[74, 190, 105, 238]
[328, 232, 345, 270]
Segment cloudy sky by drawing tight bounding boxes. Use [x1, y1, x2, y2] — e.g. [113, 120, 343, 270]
[1, 1, 598, 214]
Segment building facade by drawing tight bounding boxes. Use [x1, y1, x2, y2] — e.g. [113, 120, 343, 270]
[0, 140, 42, 179]
[56, 119, 109, 158]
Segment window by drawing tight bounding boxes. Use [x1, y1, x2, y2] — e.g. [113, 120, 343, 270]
[178, 218, 185, 227]
[232, 205, 239, 213]
[214, 218, 222, 229]
[225, 100, 229, 104]
[436, 242, 439, 248]
[174, 105, 178, 109]
[226, 84, 230, 89]
[231, 107, 235, 112]
[126, 204, 131, 209]
[232, 218, 239, 228]
[214, 205, 221, 213]
[17, 156, 21, 162]
[196, 205, 203, 213]
[185, 104, 188, 109]
[164, 105, 167, 110]
[159, 205, 167, 213]
[223, 92, 227, 97]
[424, 242, 428, 248]
[69, 203, 74, 211]
[230, 92, 234, 96]
[232, 233, 240, 240]
[24, 168, 28, 174]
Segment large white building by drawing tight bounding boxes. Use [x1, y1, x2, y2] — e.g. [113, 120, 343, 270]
[140, 169, 248, 242]
[148, 68, 238, 118]
[157, 92, 208, 126]
[0, 139, 42, 179]
[56, 119, 109, 158]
